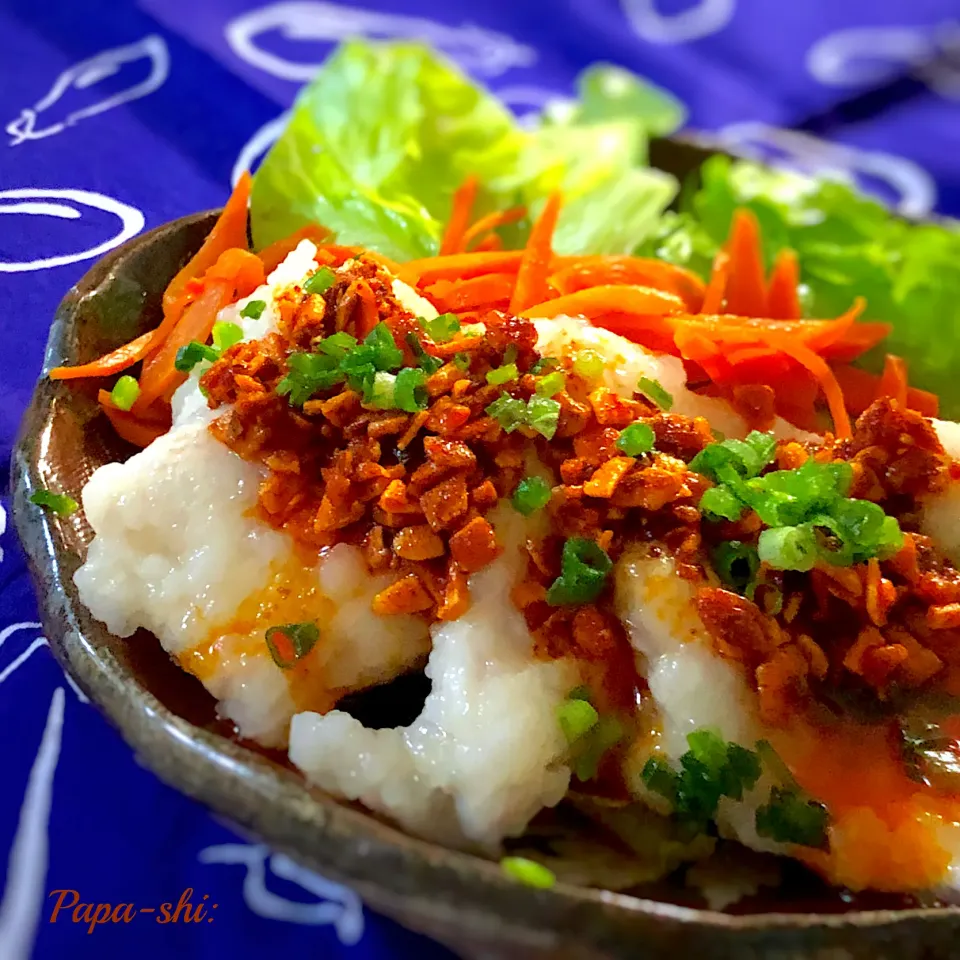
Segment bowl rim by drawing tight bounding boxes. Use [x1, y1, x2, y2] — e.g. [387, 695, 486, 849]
[11, 206, 960, 958]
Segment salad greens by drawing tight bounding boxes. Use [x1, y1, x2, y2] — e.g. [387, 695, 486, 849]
[250, 41, 682, 262]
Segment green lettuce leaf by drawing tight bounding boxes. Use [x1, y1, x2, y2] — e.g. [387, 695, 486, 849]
[640, 155, 960, 417]
[251, 40, 681, 262]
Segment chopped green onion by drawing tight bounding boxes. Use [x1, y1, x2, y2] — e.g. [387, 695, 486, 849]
[174, 341, 218, 373]
[511, 476, 552, 516]
[404, 332, 443, 374]
[265, 622, 320, 669]
[712, 541, 760, 594]
[500, 857, 556, 889]
[461, 322, 485, 337]
[757, 525, 820, 573]
[212, 321, 243, 353]
[699, 485, 744, 522]
[546, 537, 612, 606]
[755, 787, 829, 848]
[573, 349, 604, 381]
[486, 394, 527, 433]
[690, 431, 777, 483]
[566, 684, 593, 703]
[487, 363, 519, 386]
[535, 371, 565, 397]
[394, 367, 428, 413]
[531, 357, 559, 374]
[557, 697, 599, 743]
[421, 312, 460, 343]
[616, 422, 655, 457]
[318, 331, 358, 360]
[364, 322, 404, 371]
[367, 370, 398, 409]
[304, 266, 336, 294]
[573, 715, 623, 781]
[637, 376, 673, 411]
[240, 299, 266, 320]
[526, 395, 560, 440]
[29, 488, 78, 516]
[109, 375, 140, 412]
[453, 352, 471, 372]
[277, 351, 344, 405]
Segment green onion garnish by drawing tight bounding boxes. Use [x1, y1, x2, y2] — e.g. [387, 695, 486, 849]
[174, 341, 219, 373]
[318, 331, 358, 360]
[421, 312, 461, 343]
[511, 476, 552, 516]
[616, 422, 655, 457]
[212, 321, 243, 353]
[557, 697, 599, 744]
[526, 395, 560, 440]
[546, 537, 613, 606]
[573, 715, 623, 781]
[755, 787, 829, 848]
[304, 266, 336, 295]
[487, 363, 519, 386]
[500, 857, 556, 890]
[239, 299, 266, 320]
[109, 375, 140, 412]
[486, 394, 527, 433]
[367, 370, 398, 409]
[690, 431, 777, 484]
[29, 488, 78, 517]
[531, 357, 559, 374]
[404, 332, 442, 374]
[699, 485, 744, 521]
[637, 376, 673, 411]
[265, 622, 320, 669]
[453, 352, 471, 372]
[461, 322, 485, 337]
[394, 367, 428, 412]
[757, 525, 819, 573]
[277, 351, 344, 405]
[712, 541, 760, 594]
[573, 349, 603, 381]
[535, 371, 565, 397]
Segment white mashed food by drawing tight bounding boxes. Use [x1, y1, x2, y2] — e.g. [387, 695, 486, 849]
[921, 418, 960, 565]
[289, 505, 579, 849]
[75, 242, 432, 746]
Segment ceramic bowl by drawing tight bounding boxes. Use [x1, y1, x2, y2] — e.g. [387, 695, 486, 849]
[12, 157, 960, 959]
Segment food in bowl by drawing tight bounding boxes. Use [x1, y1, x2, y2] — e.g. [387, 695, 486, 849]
[39, 39, 960, 907]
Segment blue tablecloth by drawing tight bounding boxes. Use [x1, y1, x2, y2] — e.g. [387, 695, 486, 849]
[1, 2, 958, 957]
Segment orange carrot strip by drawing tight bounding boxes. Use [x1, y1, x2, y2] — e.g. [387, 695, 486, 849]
[49, 330, 157, 380]
[163, 172, 251, 323]
[257, 223, 333, 274]
[817, 321, 893, 363]
[509, 192, 563, 314]
[518, 284, 686, 321]
[461, 206, 526, 251]
[474, 233, 503, 252]
[439, 175, 479, 255]
[878, 354, 909, 407]
[701, 249, 730, 314]
[397, 251, 525, 286]
[763, 332, 851, 438]
[547, 256, 706, 311]
[766, 249, 802, 320]
[137, 280, 232, 409]
[426, 273, 516, 312]
[801, 297, 865, 353]
[100, 404, 169, 447]
[723, 209, 767, 317]
[356, 281, 380, 338]
[833, 364, 939, 418]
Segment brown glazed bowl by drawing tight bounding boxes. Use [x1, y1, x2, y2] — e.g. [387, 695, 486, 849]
[11, 143, 960, 959]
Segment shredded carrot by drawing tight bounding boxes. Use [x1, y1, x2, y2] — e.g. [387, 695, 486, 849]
[426, 273, 516, 312]
[49, 330, 157, 381]
[763, 332, 852, 438]
[547, 256, 705, 311]
[816, 321, 893, 363]
[355, 280, 380, 338]
[163, 172, 252, 323]
[460, 206, 526, 252]
[518, 284, 686, 322]
[509, 192, 562, 314]
[834, 364, 939, 418]
[257, 224, 333, 274]
[801, 298, 866, 354]
[473, 233, 503, 252]
[101, 404, 169, 447]
[398, 251, 524, 286]
[701, 249, 730, 314]
[766, 249, 802, 320]
[723, 209, 768, 317]
[878, 354, 909, 408]
[439, 175, 479, 256]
